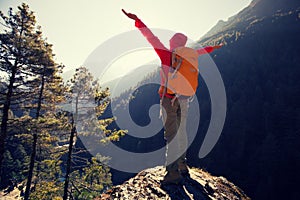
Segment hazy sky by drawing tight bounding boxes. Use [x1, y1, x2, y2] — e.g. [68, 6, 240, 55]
[0, 0, 252, 81]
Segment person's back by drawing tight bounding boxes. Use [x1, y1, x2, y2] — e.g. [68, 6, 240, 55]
[166, 46, 199, 97]
[122, 9, 222, 185]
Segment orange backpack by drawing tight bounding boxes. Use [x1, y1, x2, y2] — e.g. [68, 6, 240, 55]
[166, 47, 199, 96]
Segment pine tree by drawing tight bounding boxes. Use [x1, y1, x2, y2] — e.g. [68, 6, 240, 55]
[1, 150, 15, 187]
[72, 157, 112, 200]
[0, 3, 52, 175]
[62, 66, 126, 199]
[0, 4, 69, 197]
[23, 57, 64, 200]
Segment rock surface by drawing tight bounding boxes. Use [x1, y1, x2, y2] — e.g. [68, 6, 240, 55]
[97, 166, 250, 200]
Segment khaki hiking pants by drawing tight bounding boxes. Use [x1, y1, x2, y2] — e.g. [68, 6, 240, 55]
[161, 97, 189, 173]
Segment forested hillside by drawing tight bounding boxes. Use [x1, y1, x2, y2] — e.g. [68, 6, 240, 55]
[0, 4, 125, 199]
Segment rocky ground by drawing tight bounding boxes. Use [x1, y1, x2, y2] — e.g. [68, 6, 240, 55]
[97, 166, 250, 200]
[0, 186, 22, 200]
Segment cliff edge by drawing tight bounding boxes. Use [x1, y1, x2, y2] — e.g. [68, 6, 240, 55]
[97, 166, 250, 200]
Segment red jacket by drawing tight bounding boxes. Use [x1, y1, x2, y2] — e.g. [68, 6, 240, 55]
[135, 18, 215, 97]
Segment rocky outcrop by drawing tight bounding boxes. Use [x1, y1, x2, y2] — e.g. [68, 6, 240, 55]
[97, 166, 250, 200]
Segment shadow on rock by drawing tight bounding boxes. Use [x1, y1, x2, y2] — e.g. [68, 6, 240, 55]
[161, 176, 210, 200]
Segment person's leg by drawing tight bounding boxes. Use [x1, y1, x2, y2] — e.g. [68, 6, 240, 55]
[176, 98, 189, 175]
[161, 98, 182, 184]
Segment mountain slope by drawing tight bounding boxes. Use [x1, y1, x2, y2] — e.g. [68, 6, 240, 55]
[200, 0, 299, 41]
[103, 0, 300, 199]
[192, 0, 300, 199]
[98, 166, 250, 200]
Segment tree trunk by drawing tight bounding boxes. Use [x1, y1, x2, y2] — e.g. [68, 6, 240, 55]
[24, 74, 45, 200]
[0, 67, 17, 176]
[63, 115, 76, 200]
[24, 133, 37, 200]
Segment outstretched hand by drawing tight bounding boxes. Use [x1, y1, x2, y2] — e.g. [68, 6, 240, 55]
[213, 44, 223, 49]
[122, 9, 138, 20]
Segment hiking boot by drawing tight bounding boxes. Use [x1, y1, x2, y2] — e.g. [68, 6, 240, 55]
[161, 170, 183, 185]
[178, 163, 190, 177]
[180, 169, 190, 178]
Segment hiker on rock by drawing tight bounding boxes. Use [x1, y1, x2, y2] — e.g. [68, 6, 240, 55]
[122, 9, 222, 185]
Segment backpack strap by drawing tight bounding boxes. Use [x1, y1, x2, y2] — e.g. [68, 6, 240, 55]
[159, 65, 168, 118]
[159, 51, 179, 117]
[170, 50, 183, 79]
[161, 49, 177, 99]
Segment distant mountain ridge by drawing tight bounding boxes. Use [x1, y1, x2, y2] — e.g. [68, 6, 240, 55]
[200, 0, 299, 40]
[102, 63, 159, 98]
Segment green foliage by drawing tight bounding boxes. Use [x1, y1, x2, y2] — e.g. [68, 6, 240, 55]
[1, 150, 15, 185]
[0, 3, 124, 199]
[70, 157, 112, 200]
[66, 66, 127, 142]
[29, 157, 64, 199]
[30, 180, 63, 200]
[0, 4, 68, 199]
[60, 67, 126, 199]
[1, 137, 30, 187]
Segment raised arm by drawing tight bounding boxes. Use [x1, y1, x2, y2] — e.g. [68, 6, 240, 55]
[197, 44, 223, 55]
[122, 9, 168, 54]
